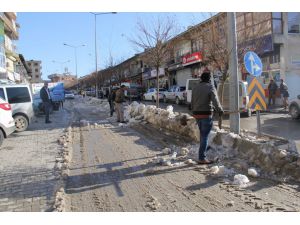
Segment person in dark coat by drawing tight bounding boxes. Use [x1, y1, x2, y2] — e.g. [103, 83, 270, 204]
[191, 72, 223, 164]
[268, 79, 278, 106]
[40, 82, 52, 123]
[108, 87, 117, 117]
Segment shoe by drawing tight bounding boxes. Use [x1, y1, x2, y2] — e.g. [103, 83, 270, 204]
[120, 121, 127, 124]
[45, 121, 52, 124]
[197, 159, 214, 165]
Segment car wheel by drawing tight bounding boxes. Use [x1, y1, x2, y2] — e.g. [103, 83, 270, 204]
[163, 96, 167, 103]
[14, 115, 29, 132]
[152, 96, 155, 102]
[289, 104, 300, 119]
[175, 97, 180, 105]
[0, 129, 4, 146]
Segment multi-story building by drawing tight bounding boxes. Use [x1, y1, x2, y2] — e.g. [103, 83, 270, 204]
[48, 72, 77, 89]
[26, 60, 42, 83]
[0, 12, 20, 82]
[87, 12, 300, 100]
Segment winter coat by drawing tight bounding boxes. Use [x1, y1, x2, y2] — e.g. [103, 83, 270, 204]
[40, 86, 52, 103]
[280, 82, 289, 97]
[115, 89, 125, 103]
[268, 82, 278, 95]
[191, 81, 223, 115]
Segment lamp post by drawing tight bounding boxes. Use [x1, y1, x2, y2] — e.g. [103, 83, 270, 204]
[90, 12, 117, 98]
[52, 60, 70, 74]
[63, 43, 86, 92]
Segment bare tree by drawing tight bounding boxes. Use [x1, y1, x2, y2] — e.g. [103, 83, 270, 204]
[130, 16, 177, 107]
[188, 12, 272, 107]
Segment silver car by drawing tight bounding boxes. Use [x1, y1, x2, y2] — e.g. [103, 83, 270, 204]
[0, 84, 34, 132]
[289, 95, 300, 119]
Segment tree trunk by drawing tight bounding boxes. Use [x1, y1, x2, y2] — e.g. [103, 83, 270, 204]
[156, 66, 159, 108]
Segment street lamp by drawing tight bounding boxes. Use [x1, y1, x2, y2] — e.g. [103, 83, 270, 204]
[52, 60, 70, 74]
[63, 43, 86, 92]
[90, 12, 117, 98]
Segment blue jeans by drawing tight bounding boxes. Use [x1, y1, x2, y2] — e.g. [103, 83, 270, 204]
[196, 117, 213, 160]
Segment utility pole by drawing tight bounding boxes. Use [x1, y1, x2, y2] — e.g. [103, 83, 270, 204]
[227, 12, 240, 134]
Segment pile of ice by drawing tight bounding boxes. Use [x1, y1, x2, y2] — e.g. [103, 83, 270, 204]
[233, 174, 250, 186]
[209, 165, 235, 177]
[124, 101, 199, 140]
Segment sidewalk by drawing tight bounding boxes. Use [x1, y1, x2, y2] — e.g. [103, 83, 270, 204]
[264, 104, 289, 114]
[0, 108, 71, 211]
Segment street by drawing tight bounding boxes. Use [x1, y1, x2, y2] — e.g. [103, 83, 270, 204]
[1, 96, 300, 212]
[64, 97, 300, 212]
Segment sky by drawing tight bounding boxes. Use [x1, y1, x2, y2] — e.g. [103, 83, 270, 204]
[17, 12, 215, 80]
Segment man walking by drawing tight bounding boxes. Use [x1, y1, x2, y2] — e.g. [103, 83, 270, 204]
[268, 79, 278, 106]
[40, 82, 52, 124]
[114, 85, 127, 123]
[108, 87, 117, 117]
[191, 72, 223, 164]
[280, 79, 289, 110]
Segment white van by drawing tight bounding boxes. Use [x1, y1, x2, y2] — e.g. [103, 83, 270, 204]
[217, 80, 252, 117]
[0, 84, 34, 132]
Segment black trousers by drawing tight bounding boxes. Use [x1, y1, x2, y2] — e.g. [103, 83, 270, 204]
[44, 102, 51, 122]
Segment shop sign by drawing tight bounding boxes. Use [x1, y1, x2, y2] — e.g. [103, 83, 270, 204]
[182, 52, 202, 66]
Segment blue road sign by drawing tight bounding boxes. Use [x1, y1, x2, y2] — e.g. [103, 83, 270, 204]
[244, 51, 263, 77]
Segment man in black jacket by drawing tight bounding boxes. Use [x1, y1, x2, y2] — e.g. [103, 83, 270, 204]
[40, 82, 52, 123]
[191, 72, 223, 164]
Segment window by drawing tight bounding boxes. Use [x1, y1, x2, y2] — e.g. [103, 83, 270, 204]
[272, 12, 283, 34]
[6, 87, 31, 103]
[34, 63, 38, 66]
[27, 63, 31, 66]
[35, 75, 39, 78]
[288, 12, 300, 33]
[35, 68, 38, 72]
[0, 88, 5, 100]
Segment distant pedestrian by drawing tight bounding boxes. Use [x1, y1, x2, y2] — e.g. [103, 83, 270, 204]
[268, 79, 278, 106]
[280, 79, 289, 110]
[40, 81, 52, 124]
[191, 72, 223, 164]
[108, 87, 117, 117]
[114, 85, 127, 123]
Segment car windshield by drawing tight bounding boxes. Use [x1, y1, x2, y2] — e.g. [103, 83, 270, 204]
[65, 91, 72, 94]
[179, 87, 186, 91]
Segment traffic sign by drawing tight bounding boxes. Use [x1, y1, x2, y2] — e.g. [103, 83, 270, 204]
[248, 76, 267, 111]
[244, 51, 262, 77]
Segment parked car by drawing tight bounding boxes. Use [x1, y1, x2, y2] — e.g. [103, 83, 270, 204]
[65, 90, 75, 99]
[163, 86, 186, 105]
[143, 88, 167, 102]
[289, 95, 300, 119]
[0, 84, 34, 132]
[217, 80, 252, 117]
[0, 97, 15, 146]
[185, 78, 200, 108]
[124, 84, 144, 101]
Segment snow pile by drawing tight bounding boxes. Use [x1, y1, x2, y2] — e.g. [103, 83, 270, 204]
[233, 174, 250, 186]
[162, 147, 172, 155]
[209, 165, 234, 176]
[248, 167, 259, 177]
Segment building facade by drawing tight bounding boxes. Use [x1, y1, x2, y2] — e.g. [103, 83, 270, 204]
[26, 60, 42, 83]
[48, 72, 77, 89]
[83, 12, 300, 101]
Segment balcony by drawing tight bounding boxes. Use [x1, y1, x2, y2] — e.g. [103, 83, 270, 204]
[2, 13, 19, 40]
